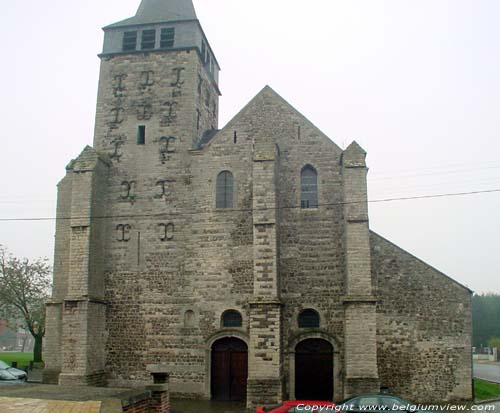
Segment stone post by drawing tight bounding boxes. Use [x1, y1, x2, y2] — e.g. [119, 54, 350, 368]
[247, 142, 283, 408]
[342, 142, 380, 396]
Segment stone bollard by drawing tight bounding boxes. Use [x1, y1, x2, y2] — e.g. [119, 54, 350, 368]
[11, 361, 17, 368]
[146, 365, 170, 413]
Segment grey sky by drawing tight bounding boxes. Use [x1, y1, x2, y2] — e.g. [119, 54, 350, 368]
[1, 0, 499, 293]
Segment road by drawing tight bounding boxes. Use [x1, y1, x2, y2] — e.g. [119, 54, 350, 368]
[479, 401, 500, 411]
[474, 362, 500, 383]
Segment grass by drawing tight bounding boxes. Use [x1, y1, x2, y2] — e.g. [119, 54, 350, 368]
[475, 378, 500, 401]
[0, 352, 44, 369]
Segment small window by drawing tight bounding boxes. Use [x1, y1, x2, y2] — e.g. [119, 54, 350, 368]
[301, 165, 318, 209]
[298, 309, 320, 328]
[137, 125, 146, 145]
[222, 310, 242, 328]
[141, 29, 156, 50]
[160, 28, 175, 48]
[216, 171, 234, 209]
[184, 310, 195, 328]
[123, 31, 137, 51]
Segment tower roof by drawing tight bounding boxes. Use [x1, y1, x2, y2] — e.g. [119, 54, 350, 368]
[105, 0, 198, 29]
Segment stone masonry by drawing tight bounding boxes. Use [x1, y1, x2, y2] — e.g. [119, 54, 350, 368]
[44, 0, 473, 407]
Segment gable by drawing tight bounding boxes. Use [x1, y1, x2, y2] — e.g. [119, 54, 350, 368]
[203, 86, 342, 156]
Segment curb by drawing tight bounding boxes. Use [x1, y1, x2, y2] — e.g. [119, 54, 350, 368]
[475, 377, 500, 385]
[475, 398, 500, 405]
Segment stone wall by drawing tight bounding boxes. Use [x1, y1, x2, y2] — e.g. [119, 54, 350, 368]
[371, 232, 473, 402]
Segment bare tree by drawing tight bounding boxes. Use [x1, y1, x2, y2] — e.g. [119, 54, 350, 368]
[0, 245, 51, 362]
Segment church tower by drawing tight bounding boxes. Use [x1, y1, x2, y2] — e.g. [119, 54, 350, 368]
[96, 0, 220, 154]
[44, 0, 221, 386]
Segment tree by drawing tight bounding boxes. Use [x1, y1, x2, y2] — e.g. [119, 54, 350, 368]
[0, 245, 51, 362]
[488, 337, 500, 350]
[472, 293, 500, 347]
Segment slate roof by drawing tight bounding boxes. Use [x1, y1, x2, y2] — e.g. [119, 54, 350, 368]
[105, 0, 198, 29]
[197, 129, 220, 149]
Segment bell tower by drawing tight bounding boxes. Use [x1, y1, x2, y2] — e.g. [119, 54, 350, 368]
[95, 0, 221, 155]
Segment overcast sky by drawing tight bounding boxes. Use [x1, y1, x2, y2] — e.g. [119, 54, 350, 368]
[1, 0, 499, 293]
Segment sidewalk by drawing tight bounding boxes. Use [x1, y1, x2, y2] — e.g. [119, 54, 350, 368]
[475, 360, 500, 366]
[0, 384, 249, 413]
[0, 397, 101, 413]
[0, 384, 146, 413]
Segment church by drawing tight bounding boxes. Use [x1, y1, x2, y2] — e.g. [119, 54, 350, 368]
[43, 0, 473, 408]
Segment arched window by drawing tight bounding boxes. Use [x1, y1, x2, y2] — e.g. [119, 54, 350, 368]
[216, 171, 234, 209]
[184, 310, 195, 328]
[298, 309, 320, 328]
[301, 165, 318, 209]
[222, 310, 243, 328]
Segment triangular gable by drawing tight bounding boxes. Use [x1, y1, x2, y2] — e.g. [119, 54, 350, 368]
[204, 85, 342, 151]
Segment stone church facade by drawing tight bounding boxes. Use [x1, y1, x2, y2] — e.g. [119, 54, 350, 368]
[44, 0, 473, 407]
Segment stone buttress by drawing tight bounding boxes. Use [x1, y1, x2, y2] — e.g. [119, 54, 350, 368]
[44, 146, 110, 386]
[247, 141, 283, 408]
[342, 142, 380, 395]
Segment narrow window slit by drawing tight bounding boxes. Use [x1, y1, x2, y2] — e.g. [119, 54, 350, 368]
[138, 125, 146, 145]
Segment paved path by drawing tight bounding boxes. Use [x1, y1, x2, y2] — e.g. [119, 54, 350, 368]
[474, 362, 500, 383]
[0, 397, 101, 413]
[0, 384, 145, 413]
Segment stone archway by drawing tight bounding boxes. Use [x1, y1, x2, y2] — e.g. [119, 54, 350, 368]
[295, 339, 333, 400]
[289, 332, 342, 401]
[210, 337, 248, 401]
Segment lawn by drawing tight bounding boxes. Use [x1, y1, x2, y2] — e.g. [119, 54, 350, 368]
[0, 352, 43, 368]
[475, 378, 500, 401]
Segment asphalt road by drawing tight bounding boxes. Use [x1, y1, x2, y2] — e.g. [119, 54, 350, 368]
[474, 362, 500, 383]
[480, 401, 500, 412]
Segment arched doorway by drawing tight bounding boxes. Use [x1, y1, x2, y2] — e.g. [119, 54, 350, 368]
[211, 337, 248, 401]
[295, 339, 333, 400]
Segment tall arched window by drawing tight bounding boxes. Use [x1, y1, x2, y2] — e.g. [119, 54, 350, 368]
[298, 309, 320, 328]
[216, 171, 234, 209]
[222, 310, 243, 328]
[301, 165, 318, 209]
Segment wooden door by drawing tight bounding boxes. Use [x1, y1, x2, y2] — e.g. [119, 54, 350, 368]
[211, 337, 248, 401]
[295, 339, 333, 401]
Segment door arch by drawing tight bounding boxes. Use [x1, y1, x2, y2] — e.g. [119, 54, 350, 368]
[211, 337, 248, 401]
[295, 339, 333, 400]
